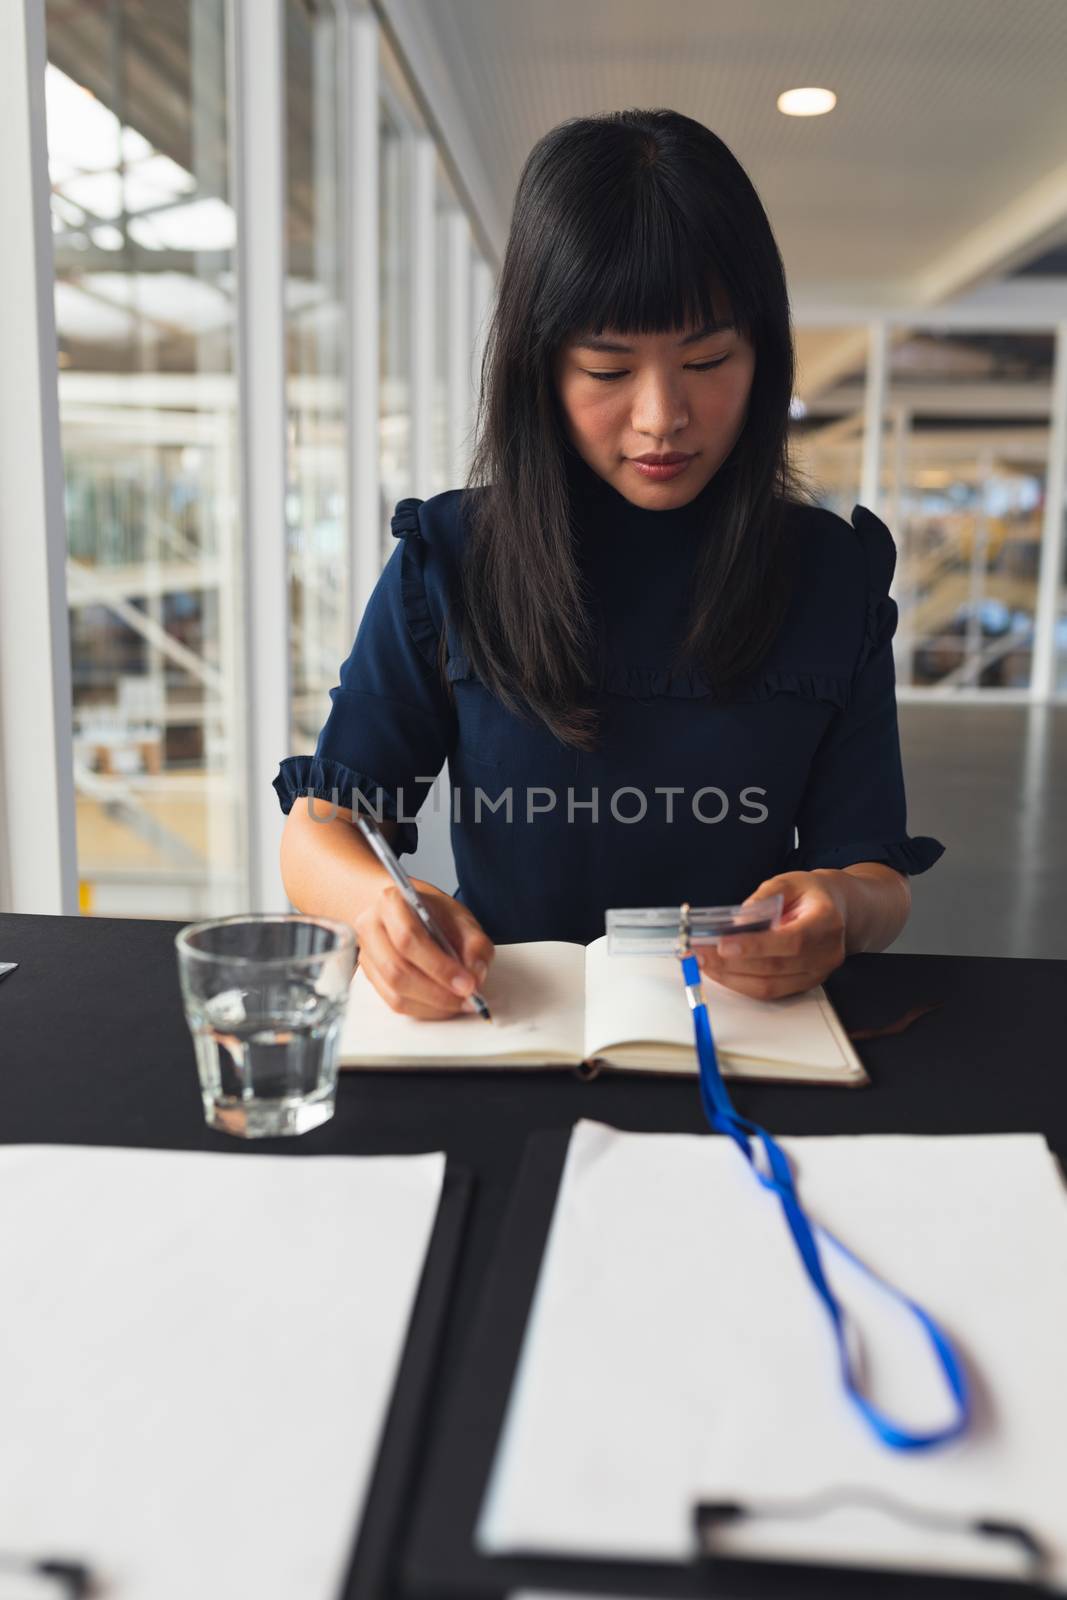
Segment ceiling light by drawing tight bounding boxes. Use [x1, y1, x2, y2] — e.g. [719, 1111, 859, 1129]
[777, 87, 837, 117]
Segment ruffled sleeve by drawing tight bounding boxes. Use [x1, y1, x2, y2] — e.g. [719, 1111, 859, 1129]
[784, 505, 946, 877]
[272, 497, 455, 857]
[392, 497, 442, 670]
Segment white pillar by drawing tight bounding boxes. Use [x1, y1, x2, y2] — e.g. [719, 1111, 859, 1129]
[1031, 323, 1067, 701]
[192, 0, 241, 916]
[344, 5, 382, 626]
[0, 0, 78, 914]
[409, 136, 437, 497]
[308, 8, 342, 677]
[228, 0, 290, 910]
[469, 254, 494, 477]
[445, 208, 472, 487]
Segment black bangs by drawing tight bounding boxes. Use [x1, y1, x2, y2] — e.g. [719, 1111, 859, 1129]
[544, 216, 743, 352]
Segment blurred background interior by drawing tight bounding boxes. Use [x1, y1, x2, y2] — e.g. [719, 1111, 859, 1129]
[3, 0, 1066, 958]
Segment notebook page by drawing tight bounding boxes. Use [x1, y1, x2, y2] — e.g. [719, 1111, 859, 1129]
[478, 1122, 1067, 1585]
[0, 1145, 445, 1600]
[340, 941, 586, 1065]
[582, 933, 850, 1070]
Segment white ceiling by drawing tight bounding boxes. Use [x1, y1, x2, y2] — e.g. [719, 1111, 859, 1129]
[381, 0, 1067, 313]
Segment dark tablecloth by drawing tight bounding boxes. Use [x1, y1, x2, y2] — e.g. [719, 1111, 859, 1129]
[1, 911, 1063, 1597]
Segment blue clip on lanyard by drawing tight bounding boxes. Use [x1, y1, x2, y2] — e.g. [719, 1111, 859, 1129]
[677, 916, 971, 1452]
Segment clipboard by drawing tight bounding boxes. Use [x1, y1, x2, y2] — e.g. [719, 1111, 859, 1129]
[338, 1161, 473, 1600]
[402, 1130, 1046, 1599]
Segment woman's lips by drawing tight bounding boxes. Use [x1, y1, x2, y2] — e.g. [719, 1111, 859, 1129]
[628, 455, 694, 481]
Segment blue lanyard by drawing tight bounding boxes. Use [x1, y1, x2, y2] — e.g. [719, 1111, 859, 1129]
[679, 947, 971, 1450]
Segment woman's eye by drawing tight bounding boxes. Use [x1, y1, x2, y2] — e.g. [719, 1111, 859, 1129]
[584, 356, 730, 383]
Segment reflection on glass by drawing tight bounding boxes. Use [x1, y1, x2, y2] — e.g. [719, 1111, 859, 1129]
[45, 1, 246, 919]
[379, 101, 412, 563]
[885, 329, 1054, 690]
[285, 0, 347, 753]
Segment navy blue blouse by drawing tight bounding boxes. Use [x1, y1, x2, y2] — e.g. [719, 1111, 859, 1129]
[273, 462, 944, 946]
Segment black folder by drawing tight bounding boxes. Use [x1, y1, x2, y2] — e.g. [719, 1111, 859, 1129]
[401, 1129, 1046, 1600]
[338, 1161, 472, 1600]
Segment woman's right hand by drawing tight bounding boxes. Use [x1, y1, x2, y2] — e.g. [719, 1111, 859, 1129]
[352, 881, 495, 1019]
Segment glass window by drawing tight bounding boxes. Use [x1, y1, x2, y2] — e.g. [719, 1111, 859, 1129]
[883, 328, 1056, 691]
[285, 0, 347, 754]
[45, 0, 246, 919]
[788, 326, 868, 519]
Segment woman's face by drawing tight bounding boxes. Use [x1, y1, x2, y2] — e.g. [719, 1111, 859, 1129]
[553, 317, 756, 507]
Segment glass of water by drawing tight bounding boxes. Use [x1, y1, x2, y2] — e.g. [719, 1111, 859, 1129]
[175, 914, 357, 1138]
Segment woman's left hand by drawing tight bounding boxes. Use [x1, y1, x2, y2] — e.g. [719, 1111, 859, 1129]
[696, 871, 848, 1000]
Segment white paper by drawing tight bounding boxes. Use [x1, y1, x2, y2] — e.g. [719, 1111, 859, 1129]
[478, 1121, 1067, 1586]
[0, 1144, 445, 1600]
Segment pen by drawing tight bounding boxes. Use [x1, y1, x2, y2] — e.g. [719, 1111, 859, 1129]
[354, 813, 492, 1021]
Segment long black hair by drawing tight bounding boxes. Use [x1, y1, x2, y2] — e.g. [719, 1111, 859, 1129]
[450, 107, 816, 751]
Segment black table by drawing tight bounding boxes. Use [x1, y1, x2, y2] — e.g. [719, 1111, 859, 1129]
[1, 911, 1064, 1598]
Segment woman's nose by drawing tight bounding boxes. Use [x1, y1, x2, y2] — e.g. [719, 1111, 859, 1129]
[631, 373, 688, 437]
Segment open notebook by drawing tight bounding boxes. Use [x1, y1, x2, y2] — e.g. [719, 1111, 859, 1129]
[340, 934, 867, 1086]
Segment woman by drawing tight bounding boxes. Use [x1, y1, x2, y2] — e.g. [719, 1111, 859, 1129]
[275, 108, 944, 1018]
